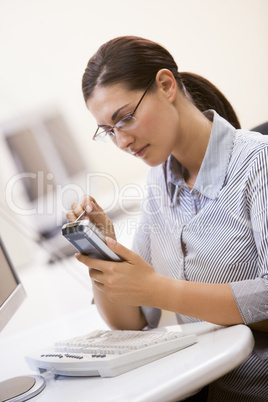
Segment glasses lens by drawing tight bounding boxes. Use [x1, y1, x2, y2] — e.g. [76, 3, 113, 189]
[116, 114, 136, 130]
[93, 129, 113, 143]
[93, 114, 136, 142]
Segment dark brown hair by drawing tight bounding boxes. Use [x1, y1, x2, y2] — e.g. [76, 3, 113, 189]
[82, 36, 240, 129]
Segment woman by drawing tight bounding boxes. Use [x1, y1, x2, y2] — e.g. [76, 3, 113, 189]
[67, 36, 268, 401]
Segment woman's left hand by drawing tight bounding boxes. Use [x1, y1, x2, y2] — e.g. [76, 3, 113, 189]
[75, 237, 159, 306]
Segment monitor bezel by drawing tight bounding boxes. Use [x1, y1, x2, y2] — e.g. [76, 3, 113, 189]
[0, 236, 26, 332]
[1, 108, 87, 236]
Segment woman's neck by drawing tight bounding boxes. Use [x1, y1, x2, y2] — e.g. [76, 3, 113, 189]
[172, 100, 212, 181]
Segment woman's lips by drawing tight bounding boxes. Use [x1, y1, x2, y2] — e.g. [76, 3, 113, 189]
[131, 144, 149, 157]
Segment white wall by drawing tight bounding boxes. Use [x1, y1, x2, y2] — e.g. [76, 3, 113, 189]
[1, 0, 267, 169]
[0, 0, 267, 264]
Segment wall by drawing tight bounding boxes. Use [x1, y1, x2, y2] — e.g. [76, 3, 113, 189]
[1, 0, 267, 170]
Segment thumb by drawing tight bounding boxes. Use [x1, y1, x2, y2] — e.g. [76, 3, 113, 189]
[106, 237, 134, 262]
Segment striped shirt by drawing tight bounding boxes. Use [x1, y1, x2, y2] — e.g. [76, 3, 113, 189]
[132, 110, 268, 401]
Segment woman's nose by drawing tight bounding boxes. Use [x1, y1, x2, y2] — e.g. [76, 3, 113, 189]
[113, 129, 134, 151]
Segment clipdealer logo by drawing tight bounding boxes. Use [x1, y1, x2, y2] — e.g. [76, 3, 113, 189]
[4, 171, 149, 224]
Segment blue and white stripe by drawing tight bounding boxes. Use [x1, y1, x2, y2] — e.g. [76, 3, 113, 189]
[132, 111, 268, 401]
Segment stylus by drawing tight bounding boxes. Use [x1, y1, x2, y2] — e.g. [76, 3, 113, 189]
[74, 210, 86, 222]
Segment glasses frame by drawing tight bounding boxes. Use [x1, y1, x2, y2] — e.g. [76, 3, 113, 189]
[93, 78, 155, 142]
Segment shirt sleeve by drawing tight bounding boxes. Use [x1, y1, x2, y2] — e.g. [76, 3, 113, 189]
[230, 277, 268, 324]
[229, 146, 268, 324]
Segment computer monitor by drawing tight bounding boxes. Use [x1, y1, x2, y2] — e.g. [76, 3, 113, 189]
[0, 236, 46, 399]
[0, 236, 26, 332]
[1, 109, 87, 237]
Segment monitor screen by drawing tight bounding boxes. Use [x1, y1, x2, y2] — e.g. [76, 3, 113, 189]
[0, 236, 26, 332]
[0, 237, 46, 399]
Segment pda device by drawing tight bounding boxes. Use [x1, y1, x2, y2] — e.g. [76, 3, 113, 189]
[62, 219, 121, 261]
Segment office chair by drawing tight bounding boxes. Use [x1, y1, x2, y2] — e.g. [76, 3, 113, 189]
[251, 122, 268, 135]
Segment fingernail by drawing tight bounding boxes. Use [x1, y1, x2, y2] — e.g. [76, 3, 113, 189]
[106, 237, 116, 246]
[86, 204, 92, 212]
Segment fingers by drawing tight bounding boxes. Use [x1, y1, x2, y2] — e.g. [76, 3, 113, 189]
[66, 209, 77, 222]
[81, 196, 109, 231]
[105, 237, 135, 262]
[71, 201, 84, 216]
[66, 194, 116, 239]
[76, 238, 134, 264]
[75, 252, 111, 271]
[89, 268, 104, 284]
[75, 253, 116, 291]
[66, 201, 82, 222]
[66, 195, 102, 222]
[81, 195, 104, 216]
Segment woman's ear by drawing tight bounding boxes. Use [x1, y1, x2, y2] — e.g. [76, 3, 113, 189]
[155, 69, 177, 102]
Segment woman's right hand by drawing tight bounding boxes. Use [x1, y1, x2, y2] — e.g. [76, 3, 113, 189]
[66, 194, 116, 240]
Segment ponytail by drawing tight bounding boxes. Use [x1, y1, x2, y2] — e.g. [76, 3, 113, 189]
[180, 72, 241, 129]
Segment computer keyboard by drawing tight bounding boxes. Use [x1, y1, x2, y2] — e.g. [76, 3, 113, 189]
[26, 328, 197, 377]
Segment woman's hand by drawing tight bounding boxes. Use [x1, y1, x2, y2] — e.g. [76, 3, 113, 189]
[75, 234, 247, 327]
[66, 194, 116, 240]
[75, 237, 159, 307]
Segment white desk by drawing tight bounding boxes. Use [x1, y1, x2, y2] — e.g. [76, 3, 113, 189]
[0, 257, 255, 402]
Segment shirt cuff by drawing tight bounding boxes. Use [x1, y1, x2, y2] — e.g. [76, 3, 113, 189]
[229, 277, 268, 325]
[141, 306, 161, 329]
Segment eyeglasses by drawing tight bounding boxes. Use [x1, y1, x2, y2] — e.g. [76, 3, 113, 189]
[93, 79, 154, 143]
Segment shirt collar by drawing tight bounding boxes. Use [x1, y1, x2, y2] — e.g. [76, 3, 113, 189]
[166, 110, 236, 201]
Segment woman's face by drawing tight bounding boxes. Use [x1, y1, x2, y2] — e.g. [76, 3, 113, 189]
[86, 80, 180, 167]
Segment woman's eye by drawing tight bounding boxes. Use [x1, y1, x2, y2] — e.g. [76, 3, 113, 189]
[103, 127, 113, 134]
[122, 114, 134, 123]
[116, 114, 134, 128]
